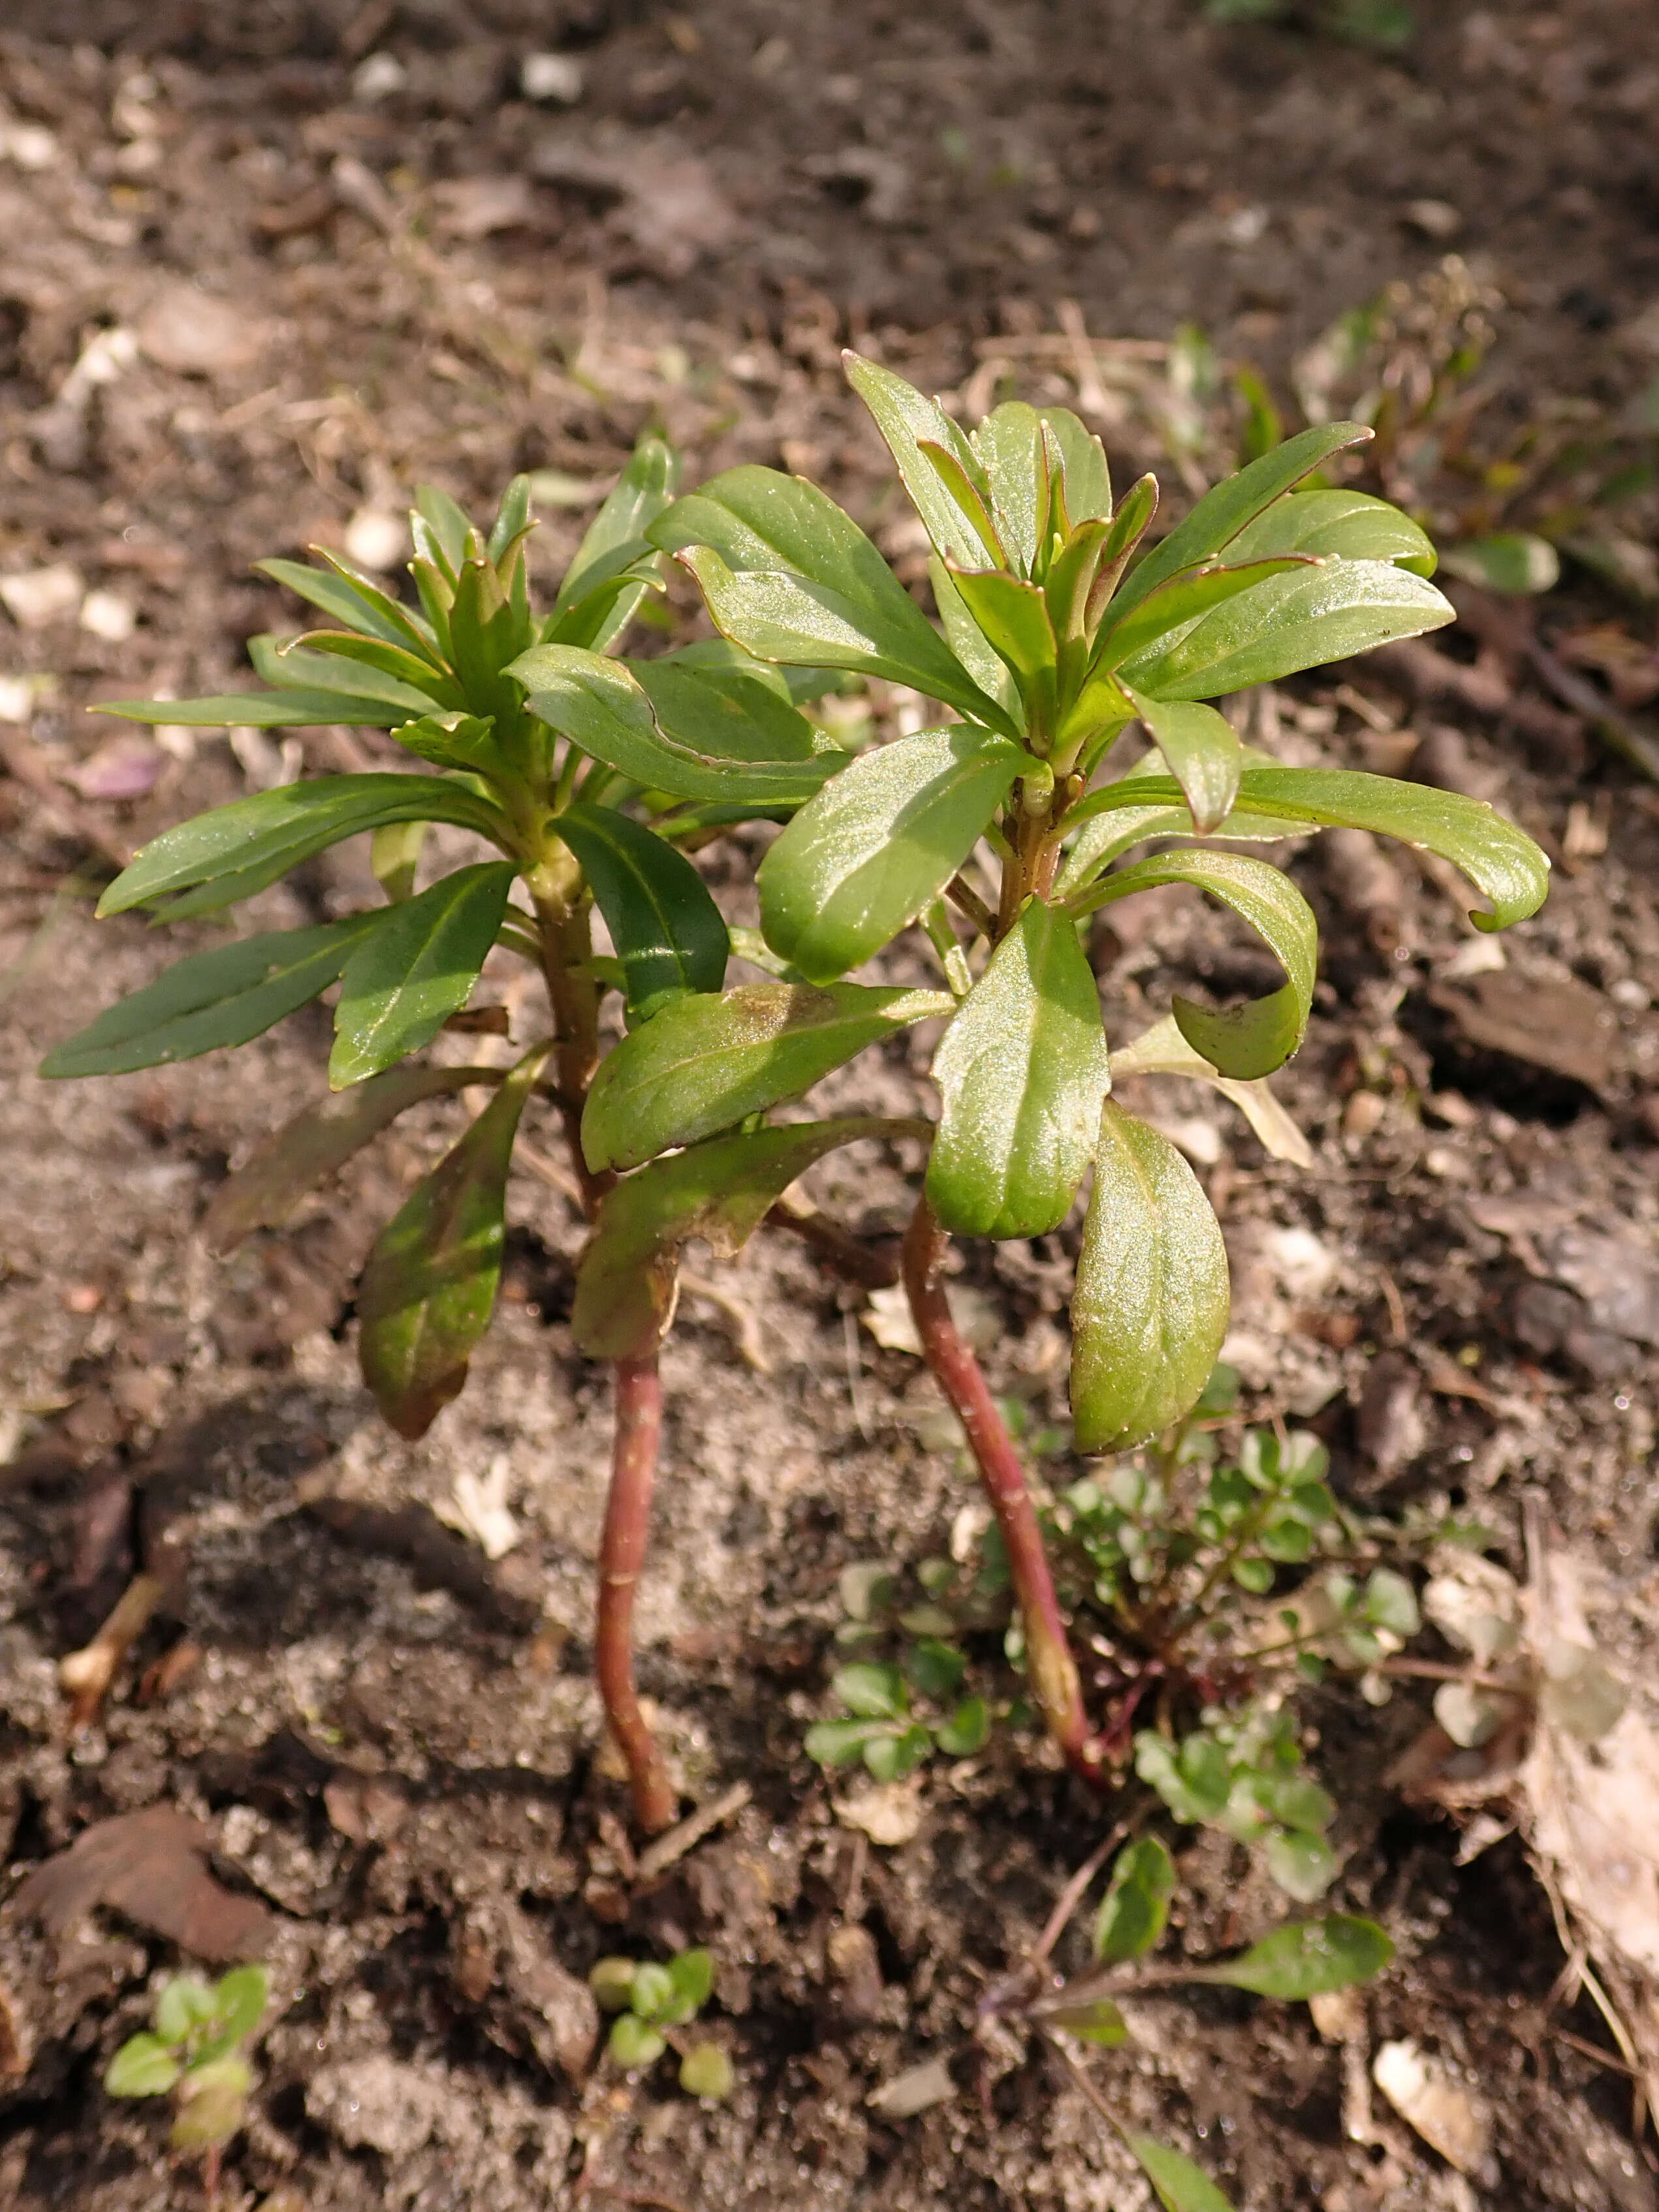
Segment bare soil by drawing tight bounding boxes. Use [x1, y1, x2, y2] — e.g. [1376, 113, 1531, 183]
[3, 4, 1659, 2208]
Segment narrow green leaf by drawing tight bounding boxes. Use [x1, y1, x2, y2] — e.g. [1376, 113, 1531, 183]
[1125, 690, 1242, 834]
[926, 896, 1109, 1239]
[757, 725, 1027, 983]
[1085, 471, 1158, 625]
[288, 628, 463, 708]
[330, 862, 516, 1087]
[1120, 559, 1453, 701]
[387, 712, 503, 774]
[555, 802, 729, 1019]
[571, 1116, 924, 1354]
[356, 1043, 550, 1437]
[487, 473, 533, 563]
[1071, 1101, 1230, 1451]
[105, 2034, 183, 2099]
[582, 982, 947, 1171]
[1111, 421, 1374, 620]
[40, 915, 380, 1079]
[204, 1063, 503, 1252]
[1091, 763, 1549, 932]
[649, 466, 1013, 730]
[449, 541, 528, 709]
[1124, 2134, 1236, 2212]
[970, 402, 1051, 577]
[94, 774, 509, 919]
[552, 434, 677, 629]
[1094, 1837, 1176, 1963]
[1199, 1916, 1394, 2000]
[98, 687, 421, 733]
[1094, 558, 1313, 676]
[413, 484, 472, 577]
[928, 556, 1024, 727]
[844, 352, 1002, 568]
[1224, 488, 1437, 577]
[511, 646, 838, 806]
[947, 566, 1059, 700]
[1037, 405, 1113, 526]
[247, 635, 437, 715]
[256, 554, 436, 657]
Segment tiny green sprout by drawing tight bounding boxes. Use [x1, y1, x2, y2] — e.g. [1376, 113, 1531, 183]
[806, 1560, 998, 1781]
[588, 1948, 727, 2097]
[106, 1966, 268, 2194]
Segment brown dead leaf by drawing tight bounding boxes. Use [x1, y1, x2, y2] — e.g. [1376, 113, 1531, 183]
[12, 1806, 274, 1961]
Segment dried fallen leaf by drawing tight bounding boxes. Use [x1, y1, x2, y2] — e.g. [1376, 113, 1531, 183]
[1372, 2039, 1491, 2175]
[12, 1807, 274, 1961]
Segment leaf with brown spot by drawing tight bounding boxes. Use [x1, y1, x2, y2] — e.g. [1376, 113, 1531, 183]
[12, 1807, 274, 1962]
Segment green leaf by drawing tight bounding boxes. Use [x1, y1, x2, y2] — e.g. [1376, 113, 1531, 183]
[934, 1695, 990, 1756]
[1107, 763, 1547, 933]
[1043, 1996, 1130, 2047]
[1361, 1567, 1420, 1637]
[1076, 849, 1318, 1079]
[804, 1717, 891, 1769]
[413, 484, 471, 577]
[906, 1638, 967, 1701]
[288, 627, 463, 710]
[1439, 531, 1559, 594]
[928, 557, 1024, 725]
[1124, 691, 1241, 834]
[1094, 1837, 1176, 1963]
[1111, 1012, 1314, 1170]
[556, 802, 728, 1020]
[970, 403, 1052, 577]
[629, 655, 837, 775]
[203, 1063, 500, 1253]
[207, 1966, 270, 2047]
[837, 1661, 908, 1718]
[679, 2043, 734, 2100]
[371, 818, 426, 901]
[1086, 472, 1159, 621]
[1124, 2134, 1236, 2212]
[1200, 1916, 1393, 2000]
[1135, 1731, 1233, 1822]
[571, 1115, 923, 1353]
[329, 862, 514, 1086]
[255, 554, 435, 657]
[668, 1948, 714, 2013]
[1071, 1102, 1230, 1451]
[247, 634, 439, 716]
[105, 2034, 183, 2099]
[511, 646, 838, 807]
[757, 725, 1028, 983]
[844, 352, 1002, 569]
[1120, 560, 1453, 702]
[588, 1957, 639, 2013]
[1094, 558, 1313, 676]
[947, 566, 1058, 701]
[864, 1724, 931, 1781]
[630, 1963, 676, 2021]
[552, 434, 677, 640]
[583, 983, 947, 1171]
[926, 895, 1110, 1239]
[1224, 488, 1437, 577]
[1037, 406, 1113, 526]
[649, 466, 1013, 731]
[40, 915, 380, 1080]
[155, 1979, 218, 2044]
[99, 686, 425, 733]
[356, 1043, 550, 1437]
[1111, 422, 1374, 620]
[608, 2014, 666, 2070]
[94, 774, 508, 919]
[1263, 1830, 1338, 1903]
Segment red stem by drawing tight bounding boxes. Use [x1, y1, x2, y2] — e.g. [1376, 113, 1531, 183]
[902, 1195, 1105, 1789]
[595, 1352, 678, 1834]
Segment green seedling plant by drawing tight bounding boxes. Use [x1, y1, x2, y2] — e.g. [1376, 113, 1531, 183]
[104, 1966, 268, 2202]
[595, 351, 1547, 1793]
[810, 1557, 1000, 1778]
[40, 442, 900, 1835]
[588, 1947, 732, 2099]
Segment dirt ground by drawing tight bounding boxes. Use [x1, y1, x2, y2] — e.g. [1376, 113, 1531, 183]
[3, 2, 1659, 2206]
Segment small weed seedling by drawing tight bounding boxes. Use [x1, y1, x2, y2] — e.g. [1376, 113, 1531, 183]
[804, 1557, 1001, 1782]
[588, 1948, 732, 2099]
[105, 1966, 268, 2201]
[977, 1837, 1395, 2209]
[623, 351, 1546, 1789]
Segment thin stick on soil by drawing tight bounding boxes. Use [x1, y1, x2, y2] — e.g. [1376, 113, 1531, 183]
[595, 1352, 678, 1835]
[902, 1195, 1103, 1790]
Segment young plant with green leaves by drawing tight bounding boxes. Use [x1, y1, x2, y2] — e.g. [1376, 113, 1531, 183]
[613, 351, 1548, 1790]
[979, 1836, 1394, 2209]
[588, 1946, 731, 2098]
[39, 443, 883, 1835]
[104, 1966, 269, 2201]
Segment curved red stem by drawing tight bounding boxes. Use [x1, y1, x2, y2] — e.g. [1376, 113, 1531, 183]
[595, 1351, 677, 1834]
